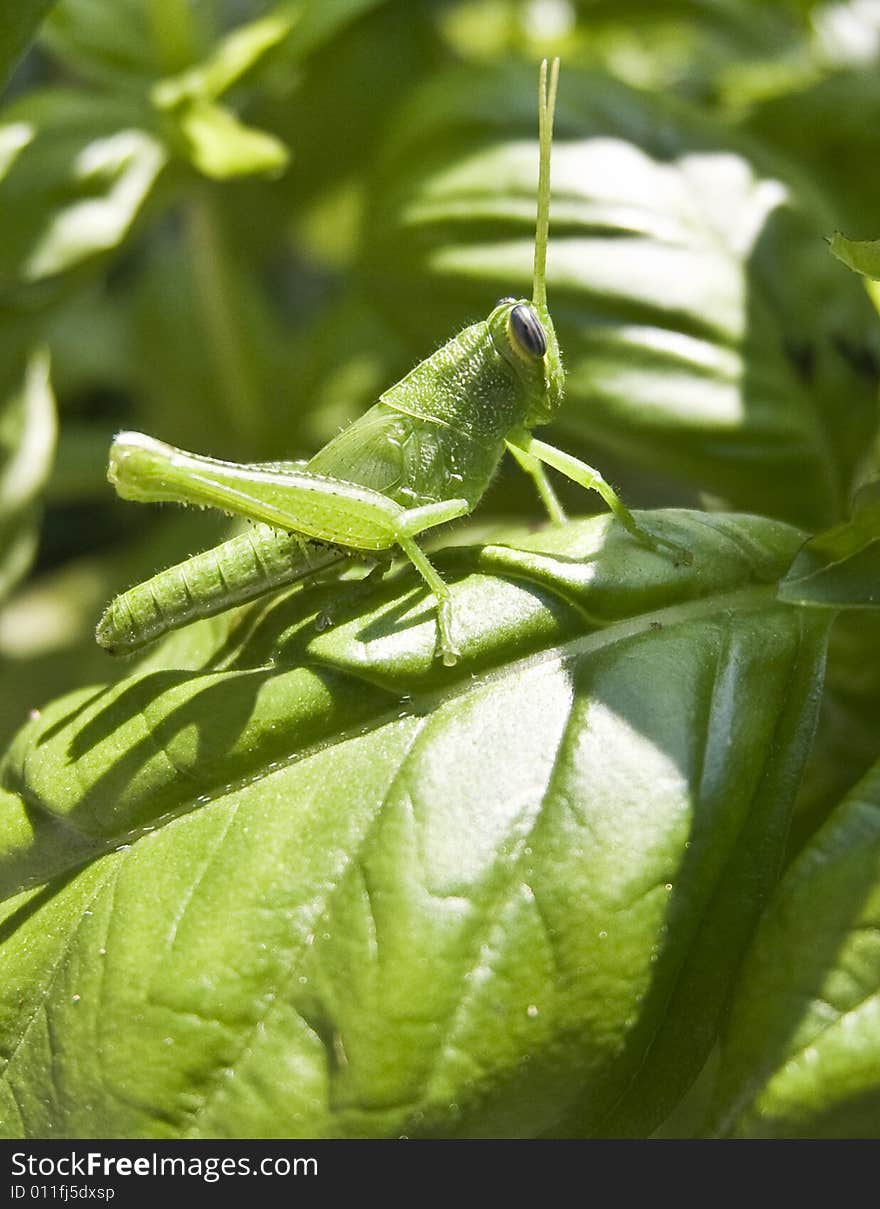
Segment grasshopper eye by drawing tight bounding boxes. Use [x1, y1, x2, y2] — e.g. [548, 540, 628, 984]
[509, 304, 547, 358]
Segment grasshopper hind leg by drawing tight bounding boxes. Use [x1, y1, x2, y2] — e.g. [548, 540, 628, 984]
[506, 431, 693, 563]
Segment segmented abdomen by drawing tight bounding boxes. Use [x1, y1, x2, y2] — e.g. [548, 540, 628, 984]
[96, 524, 344, 653]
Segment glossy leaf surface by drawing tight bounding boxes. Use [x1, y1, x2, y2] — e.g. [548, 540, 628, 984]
[0, 513, 829, 1137]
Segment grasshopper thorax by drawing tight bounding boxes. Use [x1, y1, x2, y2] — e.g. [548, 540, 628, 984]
[488, 297, 564, 429]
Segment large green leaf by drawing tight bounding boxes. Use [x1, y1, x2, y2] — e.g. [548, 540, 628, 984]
[712, 758, 880, 1137]
[0, 512, 829, 1137]
[0, 351, 56, 603]
[357, 62, 880, 531]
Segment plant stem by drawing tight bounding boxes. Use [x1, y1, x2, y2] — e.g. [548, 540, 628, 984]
[187, 192, 263, 448]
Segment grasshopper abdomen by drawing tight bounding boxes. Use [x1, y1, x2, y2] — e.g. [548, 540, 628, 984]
[96, 525, 343, 653]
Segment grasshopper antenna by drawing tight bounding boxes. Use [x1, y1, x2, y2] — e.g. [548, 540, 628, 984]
[533, 56, 559, 311]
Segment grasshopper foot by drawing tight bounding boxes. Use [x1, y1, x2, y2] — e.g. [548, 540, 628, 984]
[436, 599, 461, 667]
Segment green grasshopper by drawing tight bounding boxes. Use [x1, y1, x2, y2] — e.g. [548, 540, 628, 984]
[97, 59, 675, 667]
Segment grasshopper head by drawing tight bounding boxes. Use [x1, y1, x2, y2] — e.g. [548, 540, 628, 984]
[488, 297, 564, 427]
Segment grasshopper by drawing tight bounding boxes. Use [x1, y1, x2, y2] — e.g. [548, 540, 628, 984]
[97, 60, 675, 667]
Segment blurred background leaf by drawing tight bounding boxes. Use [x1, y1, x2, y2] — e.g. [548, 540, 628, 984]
[829, 231, 880, 279]
[0, 351, 56, 603]
[0, 1, 57, 88]
[0, 90, 166, 290]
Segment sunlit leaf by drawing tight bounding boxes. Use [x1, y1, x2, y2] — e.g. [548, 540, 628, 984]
[174, 98, 289, 180]
[0, 512, 829, 1137]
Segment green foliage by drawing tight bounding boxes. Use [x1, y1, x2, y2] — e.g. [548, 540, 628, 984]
[0, 90, 166, 286]
[1, 0, 880, 1139]
[0, 513, 831, 1136]
[829, 232, 880, 281]
[712, 757, 880, 1137]
[780, 481, 880, 609]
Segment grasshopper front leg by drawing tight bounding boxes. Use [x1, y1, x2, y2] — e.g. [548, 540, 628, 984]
[506, 430, 691, 561]
[108, 432, 470, 664]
